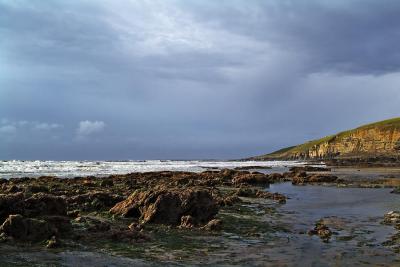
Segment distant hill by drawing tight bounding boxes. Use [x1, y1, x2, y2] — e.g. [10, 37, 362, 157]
[251, 117, 400, 161]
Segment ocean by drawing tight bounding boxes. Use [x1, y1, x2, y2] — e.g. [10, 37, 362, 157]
[0, 160, 308, 179]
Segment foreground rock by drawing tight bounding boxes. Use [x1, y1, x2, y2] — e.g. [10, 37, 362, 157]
[0, 214, 55, 242]
[110, 188, 219, 227]
[0, 169, 290, 248]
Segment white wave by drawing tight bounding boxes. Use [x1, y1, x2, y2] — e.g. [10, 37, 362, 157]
[0, 160, 310, 179]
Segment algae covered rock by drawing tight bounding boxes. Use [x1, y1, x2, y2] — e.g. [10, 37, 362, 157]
[0, 214, 54, 242]
[232, 173, 270, 186]
[110, 188, 219, 226]
[0, 193, 24, 224]
[24, 193, 67, 217]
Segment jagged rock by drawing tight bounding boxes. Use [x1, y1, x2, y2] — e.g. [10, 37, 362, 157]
[202, 219, 223, 231]
[0, 193, 24, 224]
[180, 215, 195, 228]
[110, 188, 219, 226]
[232, 173, 270, 186]
[142, 191, 183, 225]
[24, 193, 67, 217]
[109, 190, 148, 218]
[0, 214, 54, 242]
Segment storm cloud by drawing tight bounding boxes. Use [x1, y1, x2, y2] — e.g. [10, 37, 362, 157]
[1, 0, 400, 160]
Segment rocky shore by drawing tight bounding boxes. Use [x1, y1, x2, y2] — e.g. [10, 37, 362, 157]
[1, 166, 400, 265]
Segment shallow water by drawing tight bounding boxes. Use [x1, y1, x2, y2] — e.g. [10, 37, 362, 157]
[263, 182, 400, 266]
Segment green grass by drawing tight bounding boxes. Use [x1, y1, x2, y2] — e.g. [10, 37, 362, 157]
[255, 117, 400, 159]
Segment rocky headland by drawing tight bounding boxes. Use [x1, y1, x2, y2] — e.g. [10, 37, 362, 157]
[250, 117, 400, 166]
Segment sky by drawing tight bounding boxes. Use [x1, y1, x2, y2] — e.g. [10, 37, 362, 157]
[1, 0, 400, 160]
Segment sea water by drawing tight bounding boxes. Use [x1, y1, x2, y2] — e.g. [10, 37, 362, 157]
[0, 160, 308, 179]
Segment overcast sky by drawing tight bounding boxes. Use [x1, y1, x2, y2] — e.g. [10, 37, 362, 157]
[1, 0, 400, 160]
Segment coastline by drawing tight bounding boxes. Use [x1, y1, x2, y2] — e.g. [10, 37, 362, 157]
[0, 165, 400, 266]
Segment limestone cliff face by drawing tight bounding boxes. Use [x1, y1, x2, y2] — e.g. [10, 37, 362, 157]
[289, 127, 400, 159]
[253, 118, 400, 160]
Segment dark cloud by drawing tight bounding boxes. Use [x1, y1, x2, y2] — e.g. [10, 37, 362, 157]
[1, 0, 400, 160]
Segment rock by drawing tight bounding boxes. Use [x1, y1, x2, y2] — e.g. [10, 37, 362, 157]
[128, 222, 142, 231]
[24, 193, 67, 217]
[268, 173, 284, 182]
[232, 173, 270, 186]
[383, 211, 400, 225]
[236, 188, 257, 197]
[235, 188, 286, 203]
[43, 215, 72, 235]
[46, 235, 59, 248]
[220, 195, 241, 206]
[308, 219, 333, 242]
[142, 191, 183, 225]
[107, 228, 149, 242]
[0, 193, 24, 224]
[25, 184, 49, 194]
[110, 188, 219, 226]
[180, 215, 195, 228]
[109, 190, 148, 218]
[202, 219, 223, 231]
[68, 192, 124, 211]
[0, 214, 54, 242]
[100, 179, 114, 187]
[391, 187, 400, 194]
[74, 216, 111, 232]
[292, 174, 338, 185]
[255, 191, 287, 204]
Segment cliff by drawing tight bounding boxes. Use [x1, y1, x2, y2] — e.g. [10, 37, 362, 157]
[252, 117, 400, 161]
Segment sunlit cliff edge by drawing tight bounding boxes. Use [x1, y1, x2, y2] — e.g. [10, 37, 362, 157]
[251, 117, 400, 162]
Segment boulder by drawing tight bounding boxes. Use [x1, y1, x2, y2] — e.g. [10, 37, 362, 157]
[232, 173, 270, 186]
[110, 188, 219, 226]
[0, 214, 54, 242]
[142, 191, 183, 225]
[109, 190, 149, 218]
[0, 193, 24, 224]
[24, 193, 67, 217]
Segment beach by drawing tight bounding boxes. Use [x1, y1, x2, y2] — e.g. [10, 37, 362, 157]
[0, 162, 400, 266]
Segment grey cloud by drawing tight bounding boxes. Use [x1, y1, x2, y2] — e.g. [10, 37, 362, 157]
[1, 0, 400, 160]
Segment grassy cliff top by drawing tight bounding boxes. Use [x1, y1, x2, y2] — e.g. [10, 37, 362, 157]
[255, 117, 400, 159]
